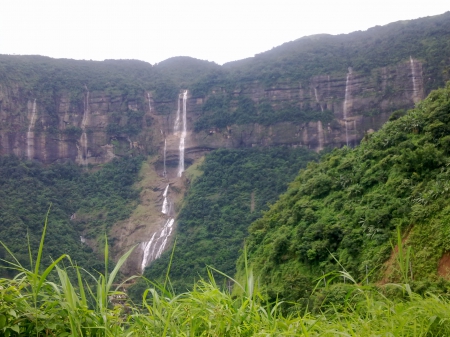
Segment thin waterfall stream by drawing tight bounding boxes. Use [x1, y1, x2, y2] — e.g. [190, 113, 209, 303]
[141, 90, 188, 273]
[163, 139, 167, 177]
[343, 68, 352, 147]
[78, 87, 90, 166]
[27, 99, 37, 160]
[178, 90, 187, 177]
[410, 56, 418, 102]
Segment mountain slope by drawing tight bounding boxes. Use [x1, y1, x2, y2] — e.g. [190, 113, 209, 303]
[128, 147, 318, 296]
[240, 82, 450, 302]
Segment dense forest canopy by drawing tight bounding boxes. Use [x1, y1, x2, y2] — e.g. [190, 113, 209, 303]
[0, 156, 143, 277]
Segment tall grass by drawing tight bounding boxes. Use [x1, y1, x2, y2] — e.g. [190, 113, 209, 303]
[1, 214, 450, 336]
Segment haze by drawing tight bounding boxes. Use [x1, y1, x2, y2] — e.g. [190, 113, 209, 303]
[1, 0, 448, 65]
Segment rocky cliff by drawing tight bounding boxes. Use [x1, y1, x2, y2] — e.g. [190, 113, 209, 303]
[0, 57, 426, 168]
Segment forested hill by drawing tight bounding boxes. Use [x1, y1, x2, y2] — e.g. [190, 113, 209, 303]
[239, 82, 450, 302]
[219, 11, 450, 90]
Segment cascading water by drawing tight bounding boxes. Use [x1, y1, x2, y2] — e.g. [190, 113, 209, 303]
[177, 90, 187, 177]
[163, 139, 167, 177]
[141, 233, 156, 272]
[140, 183, 176, 272]
[314, 87, 324, 112]
[155, 218, 175, 258]
[317, 121, 324, 151]
[147, 93, 152, 112]
[161, 185, 169, 214]
[174, 92, 181, 132]
[140, 218, 175, 272]
[141, 91, 187, 273]
[78, 88, 90, 166]
[343, 68, 352, 147]
[410, 56, 418, 102]
[27, 99, 37, 160]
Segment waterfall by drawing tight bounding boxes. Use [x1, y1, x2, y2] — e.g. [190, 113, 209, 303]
[140, 218, 175, 272]
[162, 185, 169, 214]
[27, 99, 37, 160]
[410, 56, 418, 102]
[174, 93, 181, 132]
[141, 232, 156, 272]
[317, 121, 324, 151]
[141, 182, 175, 272]
[163, 139, 167, 177]
[177, 90, 187, 177]
[78, 88, 90, 166]
[147, 93, 152, 112]
[155, 218, 175, 258]
[314, 87, 324, 112]
[343, 68, 352, 147]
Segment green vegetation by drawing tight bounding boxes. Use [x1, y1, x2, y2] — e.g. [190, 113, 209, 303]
[188, 12, 450, 131]
[240, 81, 450, 303]
[0, 155, 143, 277]
[135, 147, 318, 294]
[221, 12, 450, 90]
[3, 222, 450, 336]
[194, 95, 334, 132]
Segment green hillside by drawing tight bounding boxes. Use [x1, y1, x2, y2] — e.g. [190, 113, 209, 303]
[0, 156, 143, 276]
[131, 147, 318, 296]
[222, 12, 450, 89]
[240, 81, 450, 303]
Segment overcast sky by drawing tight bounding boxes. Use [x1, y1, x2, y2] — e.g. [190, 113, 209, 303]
[1, 1, 448, 65]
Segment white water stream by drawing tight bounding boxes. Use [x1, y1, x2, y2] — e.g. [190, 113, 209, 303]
[147, 93, 152, 112]
[162, 185, 170, 214]
[163, 139, 167, 176]
[314, 87, 324, 112]
[177, 90, 187, 177]
[27, 99, 37, 160]
[317, 121, 324, 151]
[343, 68, 352, 147]
[141, 90, 188, 273]
[78, 89, 90, 166]
[410, 56, 418, 102]
[140, 232, 156, 272]
[140, 218, 175, 272]
[174, 92, 181, 132]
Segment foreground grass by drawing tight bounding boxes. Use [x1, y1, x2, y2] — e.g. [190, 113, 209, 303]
[1, 217, 450, 336]
[3, 269, 450, 336]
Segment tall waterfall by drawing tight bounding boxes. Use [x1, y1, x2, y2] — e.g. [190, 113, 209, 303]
[314, 87, 324, 112]
[317, 121, 324, 151]
[78, 88, 90, 166]
[140, 232, 156, 272]
[147, 93, 152, 112]
[177, 90, 187, 177]
[410, 56, 418, 102]
[27, 99, 37, 160]
[162, 185, 170, 214]
[140, 218, 175, 272]
[174, 92, 181, 132]
[343, 68, 352, 147]
[163, 139, 167, 177]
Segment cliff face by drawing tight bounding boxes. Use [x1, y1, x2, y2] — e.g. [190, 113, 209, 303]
[0, 58, 424, 169]
[0, 56, 428, 274]
[0, 86, 154, 164]
[159, 59, 424, 170]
